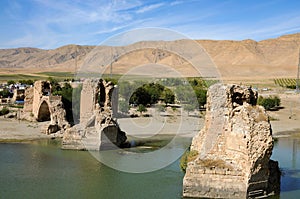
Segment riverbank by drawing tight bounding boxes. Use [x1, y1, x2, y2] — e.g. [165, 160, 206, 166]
[269, 92, 300, 137]
[0, 118, 50, 142]
[0, 91, 299, 142]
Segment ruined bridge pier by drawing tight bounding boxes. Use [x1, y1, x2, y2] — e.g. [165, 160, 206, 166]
[183, 84, 280, 199]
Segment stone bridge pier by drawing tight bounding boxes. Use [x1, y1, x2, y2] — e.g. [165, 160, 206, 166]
[23, 80, 69, 134]
[62, 78, 126, 150]
[183, 84, 280, 199]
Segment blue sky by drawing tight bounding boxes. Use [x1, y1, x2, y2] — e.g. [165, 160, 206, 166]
[1, 0, 300, 49]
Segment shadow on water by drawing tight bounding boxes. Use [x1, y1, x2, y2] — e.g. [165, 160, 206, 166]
[272, 136, 300, 196]
[125, 134, 191, 152]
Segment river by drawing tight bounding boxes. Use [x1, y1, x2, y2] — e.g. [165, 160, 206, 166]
[0, 136, 299, 199]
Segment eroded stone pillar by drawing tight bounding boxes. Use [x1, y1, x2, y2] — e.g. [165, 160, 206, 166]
[183, 84, 280, 198]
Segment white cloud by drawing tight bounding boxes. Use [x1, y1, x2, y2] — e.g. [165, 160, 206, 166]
[136, 3, 165, 14]
[170, 0, 185, 6]
[2, 0, 300, 49]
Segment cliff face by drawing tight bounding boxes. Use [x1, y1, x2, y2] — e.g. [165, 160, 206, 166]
[183, 84, 280, 199]
[1, 33, 300, 78]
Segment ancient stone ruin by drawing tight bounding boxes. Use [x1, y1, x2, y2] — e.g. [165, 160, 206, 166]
[12, 89, 25, 104]
[62, 78, 127, 150]
[22, 80, 69, 134]
[183, 84, 280, 199]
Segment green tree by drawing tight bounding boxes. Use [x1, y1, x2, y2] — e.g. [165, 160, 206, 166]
[59, 83, 73, 123]
[137, 104, 147, 115]
[128, 82, 175, 107]
[144, 83, 164, 104]
[47, 77, 61, 94]
[194, 88, 207, 108]
[19, 79, 34, 85]
[7, 80, 15, 85]
[129, 87, 151, 106]
[0, 89, 12, 98]
[162, 88, 175, 106]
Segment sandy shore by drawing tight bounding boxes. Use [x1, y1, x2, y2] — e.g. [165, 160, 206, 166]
[0, 118, 50, 142]
[268, 92, 300, 136]
[118, 114, 204, 138]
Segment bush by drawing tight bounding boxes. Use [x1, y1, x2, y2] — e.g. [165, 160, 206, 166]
[0, 89, 13, 98]
[258, 95, 281, 110]
[0, 107, 9, 116]
[137, 104, 147, 115]
[180, 149, 198, 172]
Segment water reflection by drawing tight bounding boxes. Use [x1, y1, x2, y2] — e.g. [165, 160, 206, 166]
[272, 137, 300, 195]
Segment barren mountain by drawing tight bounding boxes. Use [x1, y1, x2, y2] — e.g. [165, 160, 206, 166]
[1, 33, 300, 78]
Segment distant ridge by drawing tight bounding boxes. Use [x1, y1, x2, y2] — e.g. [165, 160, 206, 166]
[1, 33, 300, 78]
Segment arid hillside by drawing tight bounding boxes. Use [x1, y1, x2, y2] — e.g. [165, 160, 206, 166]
[1, 33, 300, 78]
[198, 33, 300, 77]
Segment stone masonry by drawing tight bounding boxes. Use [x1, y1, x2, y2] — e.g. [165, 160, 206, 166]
[22, 80, 69, 134]
[62, 79, 126, 150]
[183, 84, 280, 199]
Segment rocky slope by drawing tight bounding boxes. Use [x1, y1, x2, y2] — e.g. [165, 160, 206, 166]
[1, 33, 300, 78]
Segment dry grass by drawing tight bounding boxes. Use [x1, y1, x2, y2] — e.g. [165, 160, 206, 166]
[245, 106, 268, 122]
[198, 158, 233, 170]
[254, 112, 269, 122]
[187, 150, 199, 162]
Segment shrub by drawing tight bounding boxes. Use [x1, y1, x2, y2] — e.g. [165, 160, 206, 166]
[180, 149, 198, 172]
[258, 95, 281, 110]
[137, 104, 147, 115]
[0, 107, 9, 116]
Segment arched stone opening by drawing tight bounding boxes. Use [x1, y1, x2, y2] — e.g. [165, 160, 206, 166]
[42, 82, 51, 96]
[37, 101, 51, 122]
[98, 81, 106, 108]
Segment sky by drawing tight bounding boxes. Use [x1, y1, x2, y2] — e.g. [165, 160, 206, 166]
[1, 0, 300, 49]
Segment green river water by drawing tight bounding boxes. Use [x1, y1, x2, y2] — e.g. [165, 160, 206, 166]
[0, 136, 299, 199]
